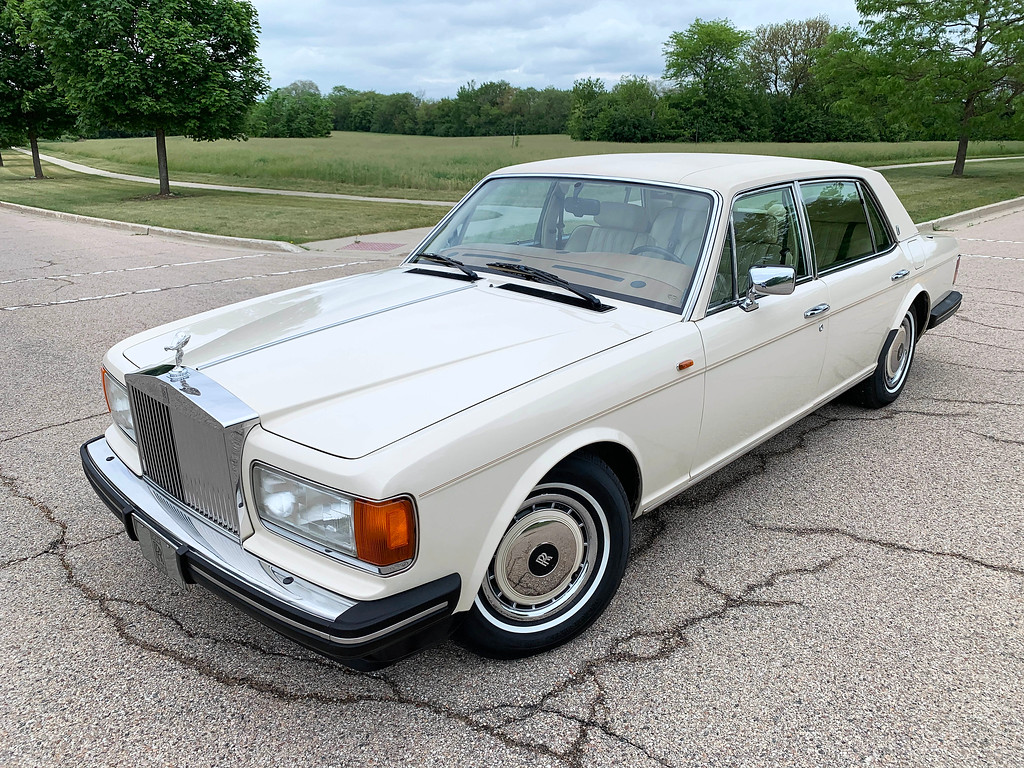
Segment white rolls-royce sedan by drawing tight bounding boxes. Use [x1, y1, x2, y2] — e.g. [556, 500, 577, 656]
[82, 153, 962, 669]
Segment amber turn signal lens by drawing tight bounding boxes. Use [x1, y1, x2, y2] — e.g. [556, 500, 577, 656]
[101, 368, 112, 412]
[354, 498, 416, 566]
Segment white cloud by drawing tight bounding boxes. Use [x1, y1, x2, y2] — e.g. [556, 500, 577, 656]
[250, 0, 861, 98]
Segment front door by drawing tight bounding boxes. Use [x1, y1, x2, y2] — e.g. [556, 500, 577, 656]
[691, 183, 829, 480]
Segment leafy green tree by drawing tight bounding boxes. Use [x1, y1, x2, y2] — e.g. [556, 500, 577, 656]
[21, 0, 267, 194]
[748, 16, 835, 97]
[826, 1, 1024, 175]
[0, 4, 74, 178]
[664, 18, 751, 91]
[567, 78, 607, 140]
[592, 76, 678, 142]
[663, 18, 768, 142]
[249, 81, 332, 137]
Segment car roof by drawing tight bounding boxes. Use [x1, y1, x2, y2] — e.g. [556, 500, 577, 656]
[490, 153, 918, 238]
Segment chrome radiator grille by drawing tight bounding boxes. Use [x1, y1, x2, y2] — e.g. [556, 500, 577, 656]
[127, 369, 259, 539]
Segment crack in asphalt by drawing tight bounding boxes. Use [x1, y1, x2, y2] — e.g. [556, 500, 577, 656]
[965, 429, 1024, 447]
[0, 261, 370, 311]
[914, 395, 1024, 408]
[0, 253, 267, 286]
[743, 520, 1024, 579]
[928, 332, 1022, 352]
[956, 315, 1024, 333]
[0, 411, 108, 444]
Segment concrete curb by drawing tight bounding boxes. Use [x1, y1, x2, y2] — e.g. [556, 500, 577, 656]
[0, 200, 306, 253]
[916, 195, 1024, 232]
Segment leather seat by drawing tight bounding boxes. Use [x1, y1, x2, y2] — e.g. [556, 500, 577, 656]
[646, 197, 711, 265]
[565, 202, 650, 254]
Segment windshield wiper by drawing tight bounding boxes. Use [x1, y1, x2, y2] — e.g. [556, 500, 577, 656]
[415, 253, 478, 280]
[485, 262, 605, 310]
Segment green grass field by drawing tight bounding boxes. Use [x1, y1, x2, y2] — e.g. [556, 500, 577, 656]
[2, 134, 1022, 242]
[0, 152, 445, 243]
[34, 132, 1024, 201]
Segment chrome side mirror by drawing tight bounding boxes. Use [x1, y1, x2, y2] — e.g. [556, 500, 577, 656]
[740, 265, 796, 312]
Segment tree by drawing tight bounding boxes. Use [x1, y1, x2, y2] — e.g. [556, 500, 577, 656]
[748, 16, 835, 97]
[663, 19, 767, 142]
[663, 18, 751, 90]
[567, 78, 607, 140]
[839, 1, 1024, 175]
[249, 81, 332, 138]
[21, 0, 268, 194]
[0, 4, 74, 178]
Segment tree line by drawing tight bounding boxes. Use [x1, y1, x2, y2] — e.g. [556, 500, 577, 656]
[247, 80, 571, 139]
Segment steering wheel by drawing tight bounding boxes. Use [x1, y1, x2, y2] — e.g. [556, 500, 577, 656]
[630, 245, 684, 263]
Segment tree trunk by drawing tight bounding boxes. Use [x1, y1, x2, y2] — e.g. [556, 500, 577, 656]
[29, 129, 44, 179]
[155, 127, 170, 195]
[0, 147, 5, 167]
[952, 94, 977, 177]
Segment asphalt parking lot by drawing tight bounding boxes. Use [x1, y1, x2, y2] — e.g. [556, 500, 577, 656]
[1, 207, 1021, 767]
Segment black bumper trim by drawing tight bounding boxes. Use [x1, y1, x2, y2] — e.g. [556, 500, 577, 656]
[928, 290, 962, 329]
[81, 437, 462, 670]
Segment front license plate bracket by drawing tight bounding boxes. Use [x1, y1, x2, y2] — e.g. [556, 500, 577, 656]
[133, 515, 190, 590]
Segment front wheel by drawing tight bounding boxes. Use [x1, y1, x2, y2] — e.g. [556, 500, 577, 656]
[454, 454, 631, 659]
[850, 309, 917, 408]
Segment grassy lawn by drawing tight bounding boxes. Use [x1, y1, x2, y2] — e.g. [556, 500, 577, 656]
[2, 139, 1022, 242]
[34, 133, 1024, 202]
[882, 159, 1024, 223]
[0, 152, 445, 243]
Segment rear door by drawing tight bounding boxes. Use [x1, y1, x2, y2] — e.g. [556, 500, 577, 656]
[799, 179, 911, 394]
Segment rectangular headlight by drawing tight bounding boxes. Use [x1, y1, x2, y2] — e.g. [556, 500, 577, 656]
[252, 464, 415, 569]
[102, 369, 135, 442]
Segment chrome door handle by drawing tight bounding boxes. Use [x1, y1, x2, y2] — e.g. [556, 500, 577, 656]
[804, 303, 830, 318]
[891, 269, 910, 281]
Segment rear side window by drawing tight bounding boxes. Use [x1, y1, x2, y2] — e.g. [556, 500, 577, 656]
[800, 180, 874, 273]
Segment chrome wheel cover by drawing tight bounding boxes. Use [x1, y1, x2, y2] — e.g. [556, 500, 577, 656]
[480, 488, 602, 624]
[884, 314, 915, 392]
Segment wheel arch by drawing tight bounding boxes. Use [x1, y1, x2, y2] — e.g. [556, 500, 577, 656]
[910, 290, 930, 339]
[890, 287, 930, 339]
[552, 441, 642, 518]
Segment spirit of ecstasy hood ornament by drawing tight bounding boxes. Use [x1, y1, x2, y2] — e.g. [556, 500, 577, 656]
[164, 331, 191, 382]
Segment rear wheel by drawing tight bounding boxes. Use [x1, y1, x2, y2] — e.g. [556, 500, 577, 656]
[850, 309, 917, 408]
[455, 453, 630, 659]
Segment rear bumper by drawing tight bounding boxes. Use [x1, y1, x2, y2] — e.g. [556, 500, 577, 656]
[928, 290, 962, 329]
[81, 436, 460, 670]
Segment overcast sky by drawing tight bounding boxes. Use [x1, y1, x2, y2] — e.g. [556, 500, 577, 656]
[250, 0, 862, 99]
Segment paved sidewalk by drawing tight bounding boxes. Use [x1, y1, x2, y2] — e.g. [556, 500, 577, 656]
[12, 147, 454, 208]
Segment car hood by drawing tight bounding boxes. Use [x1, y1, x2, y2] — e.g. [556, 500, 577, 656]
[122, 269, 665, 458]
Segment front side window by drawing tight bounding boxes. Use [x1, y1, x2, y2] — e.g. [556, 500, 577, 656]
[800, 180, 875, 273]
[415, 177, 715, 312]
[731, 185, 807, 298]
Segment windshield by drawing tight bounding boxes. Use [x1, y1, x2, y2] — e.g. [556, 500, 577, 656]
[414, 176, 715, 312]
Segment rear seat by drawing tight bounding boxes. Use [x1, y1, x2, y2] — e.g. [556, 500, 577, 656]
[804, 200, 873, 270]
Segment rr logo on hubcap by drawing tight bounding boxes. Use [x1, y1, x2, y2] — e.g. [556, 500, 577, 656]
[528, 543, 559, 577]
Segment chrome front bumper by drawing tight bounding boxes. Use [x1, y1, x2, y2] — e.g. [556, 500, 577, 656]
[82, 437, 460, 669]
